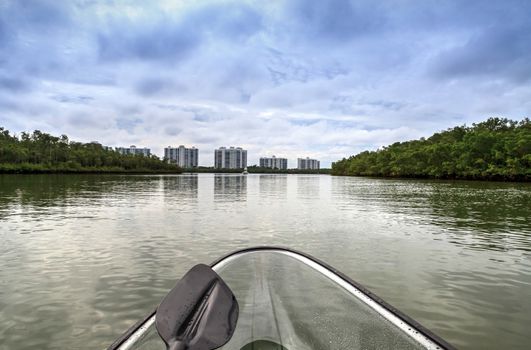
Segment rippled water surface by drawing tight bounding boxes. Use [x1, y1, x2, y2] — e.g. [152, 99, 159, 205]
[0, 174, 530, 350]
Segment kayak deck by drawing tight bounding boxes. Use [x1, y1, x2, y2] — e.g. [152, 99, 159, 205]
[111, 248, 451, 350]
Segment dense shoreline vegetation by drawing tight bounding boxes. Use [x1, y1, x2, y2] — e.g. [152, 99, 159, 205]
[0, 128, 182, 174]
[332, 118, 530, 181]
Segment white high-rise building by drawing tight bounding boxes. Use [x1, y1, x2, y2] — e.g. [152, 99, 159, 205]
[214, 147, 247, 169]
[164, 146, 198, 168]
[260, 156, 288, 169]
[115, 145, 151, 157]
[297, 157, 320, 170]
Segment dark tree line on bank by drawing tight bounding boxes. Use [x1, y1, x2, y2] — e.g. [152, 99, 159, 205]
[332, 118, 530, 181]
[0, 128, 181, 173]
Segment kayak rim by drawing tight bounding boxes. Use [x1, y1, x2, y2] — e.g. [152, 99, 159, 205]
[108, 246, 456, 350]
[211, 246, 456, 350]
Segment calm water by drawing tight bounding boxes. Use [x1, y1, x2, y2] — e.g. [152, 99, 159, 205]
[0, 174, 530, 350]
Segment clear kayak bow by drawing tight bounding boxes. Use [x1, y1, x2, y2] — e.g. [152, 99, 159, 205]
[108, 247, 454, 350]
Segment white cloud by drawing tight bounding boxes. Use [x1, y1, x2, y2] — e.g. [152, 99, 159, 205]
[1, 0, 530, 167]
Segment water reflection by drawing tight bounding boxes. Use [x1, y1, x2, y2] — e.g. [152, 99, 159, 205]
[1, 174, 530, 350]
[0, 175, 89, 212]
[332, 177, 531, 253]
[296, 175, 320, 199]
[161, 175, 198, 202]
[0, 175, 159, 210]
[258, 174, 287, 199]
[214, 174, 247, 202]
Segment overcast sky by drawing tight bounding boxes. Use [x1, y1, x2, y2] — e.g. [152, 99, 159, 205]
[1, 0, 530, 167]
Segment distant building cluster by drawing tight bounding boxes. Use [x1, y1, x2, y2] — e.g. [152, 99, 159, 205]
[164, 145, 198, 168]
[297, 157, 320, 170]
[215, 147, 247, 169]
[260, 156, 288, 170]
[112, 143, 321, 170]
[115, 145, 151, 157]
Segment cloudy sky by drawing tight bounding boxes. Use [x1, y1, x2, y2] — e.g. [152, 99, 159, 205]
[1, 0, 530, 167]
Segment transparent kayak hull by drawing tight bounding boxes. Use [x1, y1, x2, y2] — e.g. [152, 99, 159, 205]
[109, 248, 453, 350]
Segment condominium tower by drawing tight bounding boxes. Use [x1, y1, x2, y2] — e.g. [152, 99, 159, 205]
[164, 145, 198, 168]
[214, 147, 247, 169]
[115, 145, 151, 157]
[260, 156, 288, 169]
[297, 157, 320, 170]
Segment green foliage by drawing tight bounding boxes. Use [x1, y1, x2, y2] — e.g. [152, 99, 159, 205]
[331, 117, 530, 181]
[0, 128, 182, 174]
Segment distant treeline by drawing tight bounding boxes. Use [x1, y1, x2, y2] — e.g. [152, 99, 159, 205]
[0, 128, 182, 174]
[247, 166, 331, 174]
[332, 118, 530, 181]
[184, 166, 330, 174]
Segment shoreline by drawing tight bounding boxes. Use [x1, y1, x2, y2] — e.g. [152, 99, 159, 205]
[0, 168, 182, 175]
[2, 170, 527, 181]
[0, 168, 329, 175]
[184, 167, 331, 175]
[331, 173, 530, 183]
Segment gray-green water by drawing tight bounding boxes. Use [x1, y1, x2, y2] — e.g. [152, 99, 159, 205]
[0, 174, 530, 350]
